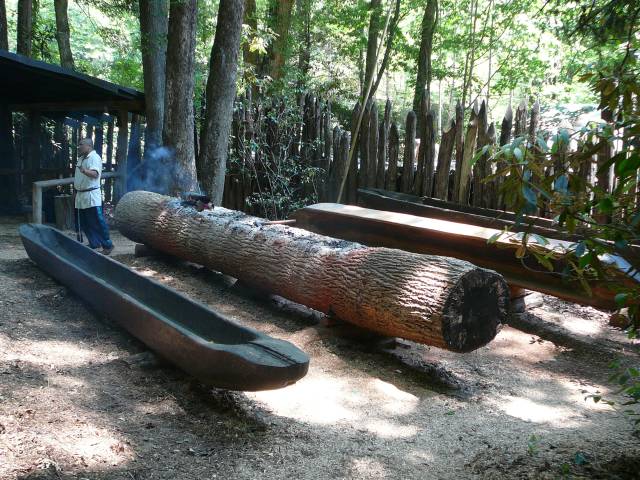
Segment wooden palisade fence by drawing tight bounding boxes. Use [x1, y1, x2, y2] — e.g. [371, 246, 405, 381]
[222, 93, 620, 220]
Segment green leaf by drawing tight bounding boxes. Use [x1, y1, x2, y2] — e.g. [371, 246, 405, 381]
[513, 147, 523, 161]
[615, 293, 629, 307]
[487, 232, 503, 244]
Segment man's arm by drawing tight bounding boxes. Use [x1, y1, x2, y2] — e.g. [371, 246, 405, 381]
[79, 166, 99, 179]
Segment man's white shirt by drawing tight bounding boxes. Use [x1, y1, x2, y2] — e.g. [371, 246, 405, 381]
[74, 150, 102, 209]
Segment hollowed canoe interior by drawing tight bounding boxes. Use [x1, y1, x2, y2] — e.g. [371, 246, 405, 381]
[21, 225, 259, 346]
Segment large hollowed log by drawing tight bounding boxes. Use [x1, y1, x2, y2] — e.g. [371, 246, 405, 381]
[116, 191, 509, 352]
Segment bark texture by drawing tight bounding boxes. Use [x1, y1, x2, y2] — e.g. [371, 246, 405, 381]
[17, 0, 33, 56]
[116, 191, 508, 352]
[139, 0, 168, 151]
[363, 0, 382, 98]
[0, 0, 8, 50]
[199, 0, 244, 206]
[54, 0, 74, 69]
[163, 0, 198, 194]
[268, 0, 294, 81]
[413, 0, 438, 130]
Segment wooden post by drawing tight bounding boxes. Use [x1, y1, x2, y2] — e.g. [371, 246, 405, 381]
[358, 99, 371, 189]
[424, 109, 436, 197]
[472, 101, 489, 207]
[0, 102, 17, 210]
[54, 194, 75, 230]
[126, 114, 141, 191]
[454, 100, 464, 186]
[346, 102, 360, 205]
[114, 109, 129, 203]
[433, 119, 457, 200]
[514, 99, 527, 137]
[454, 102, 479, 204]
[327, 131, 351, 203]
[104, 116, 115, 202]
[366, 100, 378, 188]
[496, 104, 513, 210]
[401, 111, 416, 193]
[376, 99, 391, 189]
[386, 123, 399, 192]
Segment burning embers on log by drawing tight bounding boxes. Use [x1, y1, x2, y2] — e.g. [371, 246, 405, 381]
[179, 192, 213, 212]
[116, 191, 510, 352]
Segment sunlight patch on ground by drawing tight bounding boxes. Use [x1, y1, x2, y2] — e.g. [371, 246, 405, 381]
[4, 340, 100, 367]
[495, 395, 580, 426]
[250, 376, 362, 424]
[489, 327, 560, 362]
[347, 457, 388, 479]
[42, 423, 134, 468]
[250, 374, 421, 430]
[365, 419, 418, 438]
[371, 379, 419, 415]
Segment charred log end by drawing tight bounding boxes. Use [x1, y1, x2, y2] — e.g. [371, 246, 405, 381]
[441, 268, 509, 353]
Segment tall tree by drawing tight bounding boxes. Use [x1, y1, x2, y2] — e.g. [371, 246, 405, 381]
[0, 0, 8, 50]
[17, 0, 33, 56]
[413, 0, 438, 119]
[54, 0, 74, 69]
[242, 0, 258, 71]
[163, 0, 198, 193]
[139, 0, 168, 151]
[199, 0, 244, 205]
[268, 0, 295, 81]
[363, 0, 383, 98]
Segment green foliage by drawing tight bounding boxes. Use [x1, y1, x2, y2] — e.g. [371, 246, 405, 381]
[228, 95, 323, 220]
[488, 0, 640, 433]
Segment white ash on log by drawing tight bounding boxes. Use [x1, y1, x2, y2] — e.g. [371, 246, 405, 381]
[115, 191, 509, 352]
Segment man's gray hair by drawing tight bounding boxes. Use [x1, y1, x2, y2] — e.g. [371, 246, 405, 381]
[79, 138, 94, 148]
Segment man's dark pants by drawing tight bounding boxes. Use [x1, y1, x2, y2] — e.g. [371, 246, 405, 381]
[75, 206, 113, 250]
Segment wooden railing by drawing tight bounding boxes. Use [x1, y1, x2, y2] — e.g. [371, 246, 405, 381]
[32, 171, 121, 224]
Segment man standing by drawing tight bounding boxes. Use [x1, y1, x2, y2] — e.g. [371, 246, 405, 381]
[74, 138, 114, 255]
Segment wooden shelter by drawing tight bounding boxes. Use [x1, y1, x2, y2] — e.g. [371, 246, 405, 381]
[0, 50, 145, 219]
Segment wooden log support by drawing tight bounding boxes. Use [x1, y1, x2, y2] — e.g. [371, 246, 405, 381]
[116, 191, 510, 352]
[401, 111, 416, 193]
[292, 202, 638, 311]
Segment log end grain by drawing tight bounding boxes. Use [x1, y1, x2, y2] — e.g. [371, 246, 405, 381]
[441, 267, 509, 352]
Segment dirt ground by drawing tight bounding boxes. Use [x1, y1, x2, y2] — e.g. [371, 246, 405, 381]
[1, 216, 639, 480]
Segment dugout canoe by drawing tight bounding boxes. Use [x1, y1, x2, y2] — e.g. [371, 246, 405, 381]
[19, 224, 309, 391]
[357, 188, 580, 241]
[291, 203, 639, 311]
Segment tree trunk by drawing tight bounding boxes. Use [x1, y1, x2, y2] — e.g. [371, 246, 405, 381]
[17, 0, 33, 57]
[116, 190, 508, 352]
[268, 0, 294, 81]
[163, 0, 198, 194]
[0, 0, 8, 50]
[243, 0, 258, 69]
[139, 0, 168, 151]
[363, 0, 382, 98]
[54, 0, 74, 69]
[199, 0, 244, 206]
[413, 0, 438, 131]
[296, 0, 311, 86]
